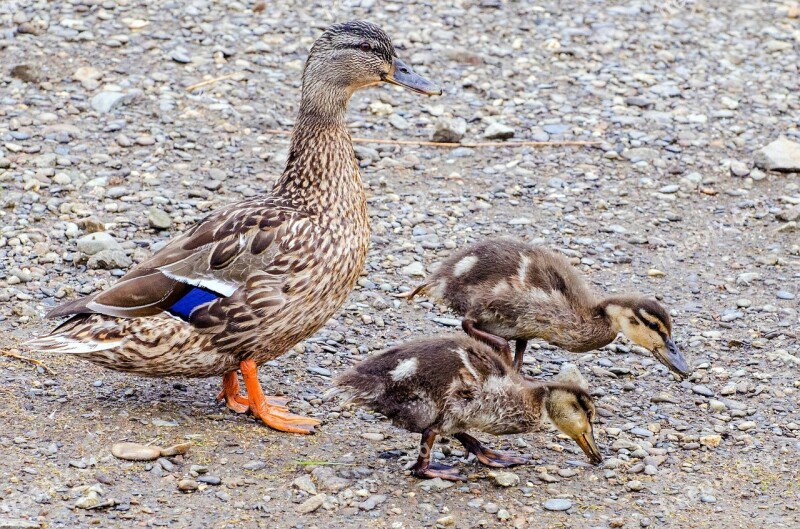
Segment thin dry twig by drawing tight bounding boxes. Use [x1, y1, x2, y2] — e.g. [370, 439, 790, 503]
[262, 129, 598, 148]
[186, 73, 244, 92]
[1, 350, 55, 374]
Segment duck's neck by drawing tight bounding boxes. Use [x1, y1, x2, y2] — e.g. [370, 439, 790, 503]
[273, 83, 362, 215]
[576, 296, 630, 351]
[522, 384, 548, 425]
[533, 301, 619, 353]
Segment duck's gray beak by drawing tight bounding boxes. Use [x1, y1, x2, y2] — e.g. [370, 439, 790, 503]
[654, 338, 691, 379]
[384, 58, 441, 96]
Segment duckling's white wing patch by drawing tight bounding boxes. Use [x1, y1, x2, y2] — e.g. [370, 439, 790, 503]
[483, 374, 515, 394]
[517, 254, 530, 285]
[390, 357, 418, 381]
[492, 280, 511, 296]
[454, 348, 480, 380]
[453, 255, 478, 277]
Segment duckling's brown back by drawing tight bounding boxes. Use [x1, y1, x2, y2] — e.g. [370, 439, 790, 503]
[333, 335, 512, 432]
[425, 238, 591, 316]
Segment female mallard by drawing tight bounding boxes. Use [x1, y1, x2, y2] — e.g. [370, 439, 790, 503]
[331, 335, 602, 481]
[27, 21, 441, 434]
[399, 238, 691, 378]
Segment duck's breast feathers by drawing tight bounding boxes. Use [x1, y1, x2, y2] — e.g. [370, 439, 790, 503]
[46, 196, 312, 322]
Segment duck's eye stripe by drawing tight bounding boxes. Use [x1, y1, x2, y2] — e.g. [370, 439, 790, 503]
[636, 309, 661, 331]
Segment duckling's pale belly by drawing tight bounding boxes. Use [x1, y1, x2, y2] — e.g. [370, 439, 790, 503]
[66, 212, 370, 378]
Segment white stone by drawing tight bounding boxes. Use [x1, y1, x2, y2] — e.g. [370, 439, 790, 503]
[755, 138, 800, 172]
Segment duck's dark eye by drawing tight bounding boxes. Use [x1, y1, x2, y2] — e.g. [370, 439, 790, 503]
[628, 318, 639, 326]
[359, 42, 372, 52]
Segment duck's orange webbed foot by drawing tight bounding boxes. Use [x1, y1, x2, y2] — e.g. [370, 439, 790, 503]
[218, 371, 291, 414]
[239, 360, 320, 434]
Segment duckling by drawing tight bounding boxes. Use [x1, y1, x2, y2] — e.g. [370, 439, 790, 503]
[400, 238, 690, 378]
[27, 21, 441, 435]
[331, 335, 602, 481]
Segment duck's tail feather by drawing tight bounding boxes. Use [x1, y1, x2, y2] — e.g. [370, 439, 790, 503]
[25, 335, 123, 354]
[25, 315, 124, 354]
[326, 369, 386, 406]
[392, 282, 430, 301]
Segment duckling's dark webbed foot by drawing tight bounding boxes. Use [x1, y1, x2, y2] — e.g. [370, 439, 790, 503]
[410, 427, 467, 481]
[411, 461, 467, 481]
[455, 433, 530, 468]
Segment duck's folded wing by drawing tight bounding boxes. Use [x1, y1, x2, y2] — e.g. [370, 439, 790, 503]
[47, 198, 308, 320]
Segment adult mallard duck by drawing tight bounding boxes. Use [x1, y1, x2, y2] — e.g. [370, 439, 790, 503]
[331, 335, 602, 481]
[399, 238, 691, 378]
[27, 21, 441, 434]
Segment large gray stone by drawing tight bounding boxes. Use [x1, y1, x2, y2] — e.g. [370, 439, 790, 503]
[432, 117, 467, 143]
[755, 138, 800, 172]
[90, 91, 127, 113]
[483, 122, 515, 140]
[76, 232, 121, 255]
[543, 498, 572, 511]
[88, 249, 132, 270]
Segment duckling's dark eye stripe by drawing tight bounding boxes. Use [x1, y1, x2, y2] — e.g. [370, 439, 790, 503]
[636, 309, 662, 332]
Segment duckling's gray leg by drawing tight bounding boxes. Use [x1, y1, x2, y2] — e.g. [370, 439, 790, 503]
[513, 339, 528, 372]
[461, 319, 511, 360]
[454, 432, 531, 468]
[410, 428, 467, 481]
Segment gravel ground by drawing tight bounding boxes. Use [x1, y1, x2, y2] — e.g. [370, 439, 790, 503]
[2, 0, 800, 528]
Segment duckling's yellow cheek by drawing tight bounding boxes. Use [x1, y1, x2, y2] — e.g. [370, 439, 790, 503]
[626, 326, 660, 350]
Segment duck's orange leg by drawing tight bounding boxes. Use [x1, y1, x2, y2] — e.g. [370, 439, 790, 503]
[217, 371, 290, 414]
[217, 372, 250, 413]
[239, 359, 319, 435]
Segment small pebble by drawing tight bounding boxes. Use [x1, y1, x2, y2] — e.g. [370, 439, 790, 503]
[491, 471, 520, 487]
[626, 480, 644, 492]
[177, 479, 199, 492]
[111, 442, 161, 461]
[691, 385, 714, 397]
[296, 494, 326, 513]
[543, 499, 572, 511]
[160, 443, 191, 457]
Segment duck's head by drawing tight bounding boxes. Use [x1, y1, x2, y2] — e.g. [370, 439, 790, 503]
[543, 384, 603, 465]
[603, 297, 691, 378]
[303, 20, 441, 99]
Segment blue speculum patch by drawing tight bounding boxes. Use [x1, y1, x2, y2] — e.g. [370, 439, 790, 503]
[168, 287, 219, 320]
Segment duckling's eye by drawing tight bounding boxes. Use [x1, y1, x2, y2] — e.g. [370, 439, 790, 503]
[628, 318, 639, 326]
[359, 42, 372, 52]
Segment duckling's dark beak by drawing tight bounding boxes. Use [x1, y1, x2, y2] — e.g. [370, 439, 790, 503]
[384, 58, 442, 96]
[576, 431, 603, 465]
[654, 338, 691, 379]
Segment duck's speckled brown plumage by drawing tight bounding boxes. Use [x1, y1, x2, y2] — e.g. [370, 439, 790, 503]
[27, 21, 426, 379]
[33, 130, 368, 377]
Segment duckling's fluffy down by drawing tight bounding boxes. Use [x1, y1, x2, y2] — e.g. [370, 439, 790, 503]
[331, 335, 539, 435]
